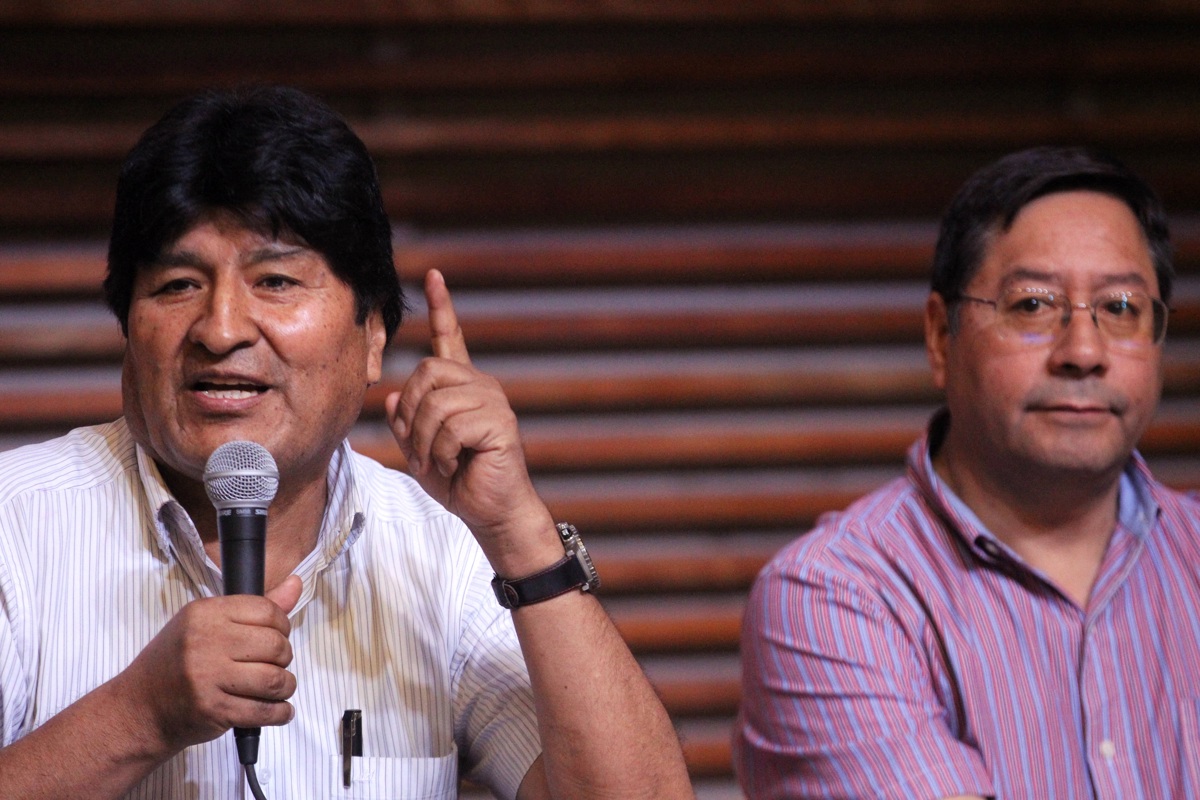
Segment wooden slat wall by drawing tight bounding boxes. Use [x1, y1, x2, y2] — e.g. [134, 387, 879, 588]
[3, 5, 1200, 796]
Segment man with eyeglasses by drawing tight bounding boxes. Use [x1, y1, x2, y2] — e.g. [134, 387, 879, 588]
[736, 146, 1199, 798]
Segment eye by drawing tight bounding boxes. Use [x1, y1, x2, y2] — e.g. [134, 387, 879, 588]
[258, 274, 300, 291]
[1004, 291, 1058, 316]
[151, 277, 199, 296]
[1099, 295, 1141, 319]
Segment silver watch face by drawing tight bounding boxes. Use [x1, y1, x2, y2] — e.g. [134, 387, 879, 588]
[557, 523, 600, 590]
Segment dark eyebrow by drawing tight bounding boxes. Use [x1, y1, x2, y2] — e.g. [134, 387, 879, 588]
[1094, 272, 1151, 291]
[244, 245, 309, 265]
[1001, 267, 1059, 287]
[149, 251, 206, 270]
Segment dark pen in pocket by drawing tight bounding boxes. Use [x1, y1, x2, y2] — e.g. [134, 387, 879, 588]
[342, 709, 363, 787]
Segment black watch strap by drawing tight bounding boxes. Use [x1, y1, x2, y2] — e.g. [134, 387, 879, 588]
[492, 554, 589, 609]
[492, 523, 600, 610]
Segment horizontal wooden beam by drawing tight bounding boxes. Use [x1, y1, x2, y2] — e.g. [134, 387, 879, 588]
[3, 24, 1200, 103]
[641, 654, 742, 717]
[405, 219, 1200, 286]
[608, 594, 746, 653]
[396, 223, 939, 287]
[14, 110, 1200, 163]
[589, 532, 792, 594]
[8, 154, 1200, 230]
[4, 1, 1200, 27]
[676, 718, 737, 779]
[352, 410, 926, 473]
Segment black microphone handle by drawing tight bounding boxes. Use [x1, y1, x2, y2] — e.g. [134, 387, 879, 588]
[217, 506, 268, 765]
[218, 507, 267, 597]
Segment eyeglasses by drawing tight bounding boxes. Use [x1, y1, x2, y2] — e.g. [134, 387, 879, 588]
[955, 287, 1169, 347]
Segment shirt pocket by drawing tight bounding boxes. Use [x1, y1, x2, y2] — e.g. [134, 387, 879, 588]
[327, 747, 458, 800]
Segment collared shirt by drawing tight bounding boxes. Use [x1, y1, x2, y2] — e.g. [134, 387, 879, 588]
[736, 413, 1200, 800]
[0, 420, 541, 799]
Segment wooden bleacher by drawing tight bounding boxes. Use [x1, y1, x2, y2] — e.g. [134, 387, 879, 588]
[3, 4, 1200, 796]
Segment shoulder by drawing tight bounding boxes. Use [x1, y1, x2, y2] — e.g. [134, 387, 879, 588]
[343, 448, 485, 569]
[747, 470, 970, 639]
[1142, 470, 1200, 554]
[345, 449, 457, 525]
[339, 450, 506, 648]
[0, 421, 136, 508]
[759, 473, 933, 586]
[1147, 474, 1200, 516]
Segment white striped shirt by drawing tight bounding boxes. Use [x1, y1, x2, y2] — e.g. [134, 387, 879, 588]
[0, 419, 541, 799]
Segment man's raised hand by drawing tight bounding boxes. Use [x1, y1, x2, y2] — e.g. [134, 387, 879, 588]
[385, 270, 560, 577]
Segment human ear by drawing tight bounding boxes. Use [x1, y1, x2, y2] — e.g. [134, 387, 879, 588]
[925, 292, 951, 391]
[365, 309, 386, 385]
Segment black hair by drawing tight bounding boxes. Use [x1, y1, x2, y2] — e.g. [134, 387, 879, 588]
[104, 85, 404, 340]
[931, 146, 1173, 324]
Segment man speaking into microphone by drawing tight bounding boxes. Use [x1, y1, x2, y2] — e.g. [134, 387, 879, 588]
[0, 86, 692, 799]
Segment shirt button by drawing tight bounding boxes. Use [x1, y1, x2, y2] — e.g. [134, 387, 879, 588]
[976, 538, 1001, 558]
[1099, 740, 1117, 760]
[258, 767, 272, 784]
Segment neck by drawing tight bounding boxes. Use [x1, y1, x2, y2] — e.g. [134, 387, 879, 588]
[932, 435, 1122, 607]
[163, 465, 326, 592]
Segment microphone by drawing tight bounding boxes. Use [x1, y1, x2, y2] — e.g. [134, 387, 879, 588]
[203, 440, 279, 768]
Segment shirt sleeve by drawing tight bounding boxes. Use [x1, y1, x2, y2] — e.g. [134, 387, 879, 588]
[450, 542, 541, 800]
[735, 554, 995, 800]
[0, 512, 29, 747]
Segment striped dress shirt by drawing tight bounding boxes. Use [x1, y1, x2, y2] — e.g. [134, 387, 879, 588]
[736, 413, 1200, 799]
[0, 420, 541, 799]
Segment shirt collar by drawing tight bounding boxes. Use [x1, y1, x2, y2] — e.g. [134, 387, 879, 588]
[300, 441, 367, 572]
[133, 435, 366, 595]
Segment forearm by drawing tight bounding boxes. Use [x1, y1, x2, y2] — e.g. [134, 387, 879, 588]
[512, 590, 694, 800]
[0, 675, 172, 800]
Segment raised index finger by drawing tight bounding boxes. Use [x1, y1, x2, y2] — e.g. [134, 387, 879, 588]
[425, 269, 471, 364]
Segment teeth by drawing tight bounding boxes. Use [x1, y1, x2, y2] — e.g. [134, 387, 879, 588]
[201, 388, 258, 400]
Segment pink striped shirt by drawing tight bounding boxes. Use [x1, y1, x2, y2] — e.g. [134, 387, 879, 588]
[736, 414, 1200, 799]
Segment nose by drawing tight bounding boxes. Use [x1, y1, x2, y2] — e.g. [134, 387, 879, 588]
[188, 279, 259, 355]
[1049, 301, 1108, 377]
[1069, 300, 1105, 332]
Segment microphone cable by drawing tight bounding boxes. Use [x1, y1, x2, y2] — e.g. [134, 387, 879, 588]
[245, 764, 268, 800]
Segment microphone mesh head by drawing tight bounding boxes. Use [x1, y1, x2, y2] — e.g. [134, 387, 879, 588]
[203, 441, 279, 509]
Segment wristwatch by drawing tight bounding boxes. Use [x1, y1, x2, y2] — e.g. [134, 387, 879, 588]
[491, 523, 601, 609]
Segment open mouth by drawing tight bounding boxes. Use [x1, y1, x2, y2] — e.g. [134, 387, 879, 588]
[193, 381, 267, 400]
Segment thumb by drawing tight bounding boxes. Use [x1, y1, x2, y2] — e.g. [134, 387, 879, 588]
[266, 574, 303, 615]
